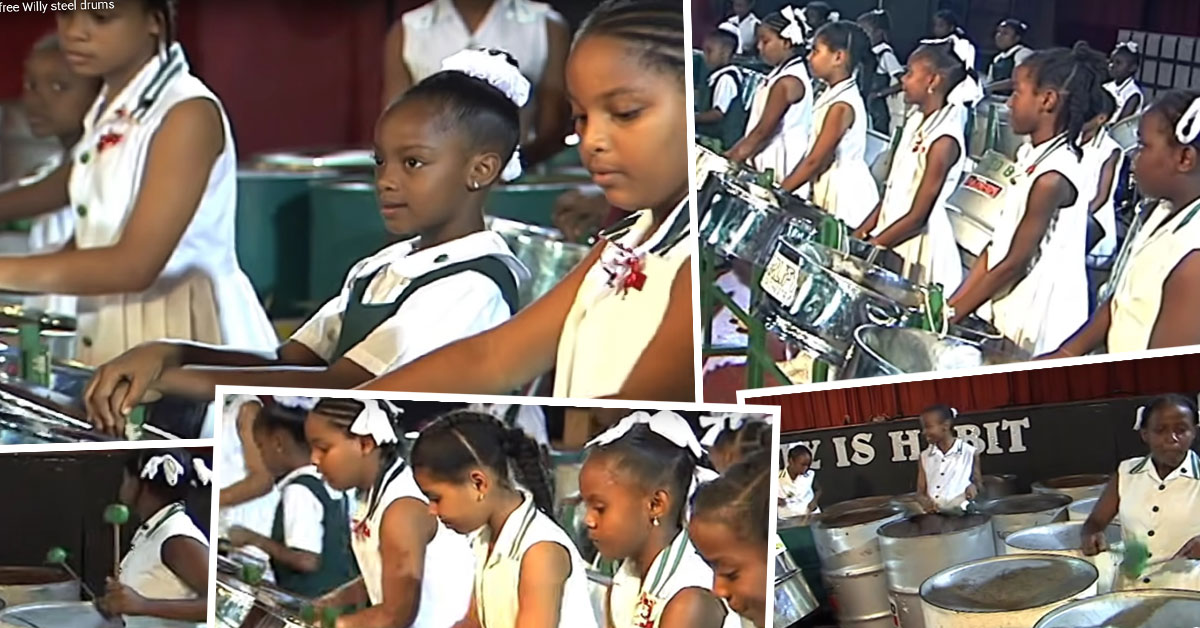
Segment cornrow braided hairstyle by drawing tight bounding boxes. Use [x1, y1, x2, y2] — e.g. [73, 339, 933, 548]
[410, 411, 555, 516]
[585, 423, 697, 527]
[733, 421, 773, 462]
[253, 399, 309, 447]
[1149, 89, 1200, 149]
[911, 41, 968, 95]
[762, 11, 805, 58]
[692, 450, 770, 546]
[1145, 393, 1199, 427]
[814, 21, 877, 96]
[576, 0, 684, 83]
[1023, 42, 1109, 159]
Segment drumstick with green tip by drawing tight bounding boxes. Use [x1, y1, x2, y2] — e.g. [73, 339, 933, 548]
[104, 504, 130, 577]
[45, 546, 97, 600]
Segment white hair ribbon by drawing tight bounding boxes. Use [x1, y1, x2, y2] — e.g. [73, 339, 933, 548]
[142, 454, 184, 487]
[829, 11, 840, 22]
[919, 36, 982, 108]
[274, 396, 317, 411]
[951, 407, 959, 418]
[699, 413, 748, 447]
[717, 22, 741, 38]
[440, 48, 532, 182]
[779, 6, 807, 46]
[586, 410, 704, 459]
[349, 399, 400, 446]
[192, 459, 212, 487]
[1116, 41, 1140, 54]
[1133, 405, 1147, 430]
[1175, 96, 1200, 145]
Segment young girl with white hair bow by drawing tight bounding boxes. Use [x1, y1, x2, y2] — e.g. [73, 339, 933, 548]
[101, 449, 212, 628]
[304, 397, 475, 628]
[578, 410, 739, 628]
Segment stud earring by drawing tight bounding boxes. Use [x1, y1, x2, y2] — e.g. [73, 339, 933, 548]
[477, 493, 484, 502]
[652, 517, 660, 527]
[470, 181, 480, 190]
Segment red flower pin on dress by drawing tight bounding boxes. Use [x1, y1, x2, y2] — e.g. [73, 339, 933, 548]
[352, 519, 371, 541]
[96, 108, 132, 154]
[601, 242, 647, 297]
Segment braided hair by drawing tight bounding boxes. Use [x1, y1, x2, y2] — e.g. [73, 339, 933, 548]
[713, 420, 773, 464]
[922, 403, 958, 425]
[911, 41, 968, 95]
[692, 450, 770, 546]
[1144, 393, 1199, 428]
[814, 21, 877, 94]
[253, 398, 309, 448]
[1022, 42, 1109, 159]
[1149, 89, 1200, 149]
[140, 0, 177, 54]
[576, 0, 684, 83]
[410, 411, 555, 516]
[124, 448, 208, 504]
[585, 423, 697, 527]
[762, 11, 805, 58]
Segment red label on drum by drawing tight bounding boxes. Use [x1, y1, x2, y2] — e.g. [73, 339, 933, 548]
[963, 174, 1004, 199]
[889, 596, 899, 627]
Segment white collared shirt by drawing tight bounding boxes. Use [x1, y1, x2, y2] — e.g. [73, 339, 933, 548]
[1116, 450, 1200, 590]
[724, 13, 761, 56]
[708, 67, 740, 114]
[609, 529, 740, 628]
[921, 438, 977, 509]
[292, 230, 528, 375]
[277, 465, 343, 554]
[985, 44, 1033, 83]
[777, 468, 818, 518]
[469, 491, 597, 628]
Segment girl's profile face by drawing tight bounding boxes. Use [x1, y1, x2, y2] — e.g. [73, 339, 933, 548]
[994, 25, 1020, 51]
[901, 55, 936, 106]
[1006, 65, 1046, 136]
[250, 422, 286, 479]
[567, 35, 688, 214]
[305, 413, 370, 492]
[373, 99, 481, 237]
[806, 39, 841, 82]
[756, 27, 792, 67]
[413, 467, 490, 535]
[579, 454, 655, 560]
[689, 517, 766, 626]
[1108, 52, 1137, 82]
[932, 16, 953, 39]
[55, 4, 161, 78]
[1132, 109, 1193, 199]
[22, 49, 97, 139]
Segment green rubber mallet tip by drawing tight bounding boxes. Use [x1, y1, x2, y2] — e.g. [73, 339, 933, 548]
[126, 406, 146, 426]
[1121, 539, 1151, 578]
[299, 605, 317, 623]
[322, 606, 341, 628]
[45, 547, 68, 565]
[103, 504, 130, 525]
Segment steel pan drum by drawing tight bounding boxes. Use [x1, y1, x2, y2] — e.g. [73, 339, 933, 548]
[919, 554, 1098, 627]
[1033, 474, 1111, 502]
[694, 143, 738, 185]
[775, 568, 819, 627]
[0, 601, 121, 628]
[216, 574, 257, 627]
[1034, 589, 1200, 628]
[945, 151, 1018, 258]
[700, 175, 815, 266]
[867, 128, 894, 188]
[1108, 115, 1141, 152]
[757, 241, 908, 364]
[970, 98, 1027, 160]
[486, 218, 588, 307]
[0, 567, 79, 610]
[1003, 521, 1124, 594]
[840, 325, 1030, 380]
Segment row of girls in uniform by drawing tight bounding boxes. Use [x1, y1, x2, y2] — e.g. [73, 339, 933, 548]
[0, 0, 693, 436]
[705, 2, 1199, 357]
[219, 396, 772, 628]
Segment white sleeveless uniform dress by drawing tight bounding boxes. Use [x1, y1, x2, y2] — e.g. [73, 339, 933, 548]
[119, 502, 208, 628]
[920, 439, 977, 511]
[609, 530, 741, 628]
[745, 56, 813, 196]
[351, 458, 473, 627]
[1104, 77, 1144, 119]
[0, 152, 79, 316]
[986, 136, 1089, 354]
[1107, 198, 1200, 352]
[471, 491, 597, 628]
[809, 78, 879, 228]
[67, 43, 275, 366]
[1081, 130, 1123, 263]
[554, 198, 691, 399]
[1114, 451, 1200, 591]
[400, 0, 562, 137]
[872, 104, 967, 293]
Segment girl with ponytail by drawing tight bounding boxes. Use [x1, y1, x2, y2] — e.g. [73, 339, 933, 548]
[305, 397, 474, 628]
[410, 411, 595, 628]
[101, 449, 211, 627]
[780, 20, 879, 228]
[949, 43, 1109, 355]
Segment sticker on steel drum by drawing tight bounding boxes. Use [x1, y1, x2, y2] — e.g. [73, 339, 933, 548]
[761, 249, 800, 306]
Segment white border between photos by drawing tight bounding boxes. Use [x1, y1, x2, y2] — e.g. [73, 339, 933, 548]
[212, 384, 784, 627]
[683, 0, 706, 404]
[735, 344, 1200, 403]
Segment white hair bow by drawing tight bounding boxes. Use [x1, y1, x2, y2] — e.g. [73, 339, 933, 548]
[951, 407, 959, 418]
[350, 400, 400, 446]
[1116, 41, 1140, 54]
[1175, 96, 1200, 145]
[275, 396, 317, 411]
[192, 459, 212, 487]
[1133, 405, 1147, 430]
[440, 48, 532, 182]
[586, 410, 703, 458]
[779, 6, 807, 46]
[142, 455, 184, 487]
[829, 11, 840, 22]
[699, 413, 747, 447]
[717, 22, 741, 38]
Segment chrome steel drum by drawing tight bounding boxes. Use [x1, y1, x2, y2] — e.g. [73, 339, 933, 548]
[840, 326, 1030, 380]
[970, 98, 1026, 160]
[216, 574, 257, 627]
[945, 151, 1018, 258]
[701, 175, 815, 266]
[867, 129, 894, 189]
[919, 554, 1097, 628]
[757, 241, 908, 364]
[0, 601, 121, 628]
[980, 474, 1017, 500]
[811, 243, 921, 308]
[1067, 496, 1119, 524]
[813, 507, 905, 627]
[978, 493, 1073, 555]
[485, 217, 588, 307]
[0, 567, 79, 610]
[695, 143, 738, 185]
[251, 149, 375, 174]
[823, 495, 897, 518]
[1108, 115, 1141, 152]
[1035, 589, 1200, 628]
[1033, 474, 1111, 502]
[1003, 521, 1124, 594]
[774, 568, 819, 627]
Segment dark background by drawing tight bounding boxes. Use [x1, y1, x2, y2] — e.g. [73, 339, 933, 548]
[0, 447, 213, 595]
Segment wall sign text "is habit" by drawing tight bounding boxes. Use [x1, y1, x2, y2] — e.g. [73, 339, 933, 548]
[791, 418, 1031, 470]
